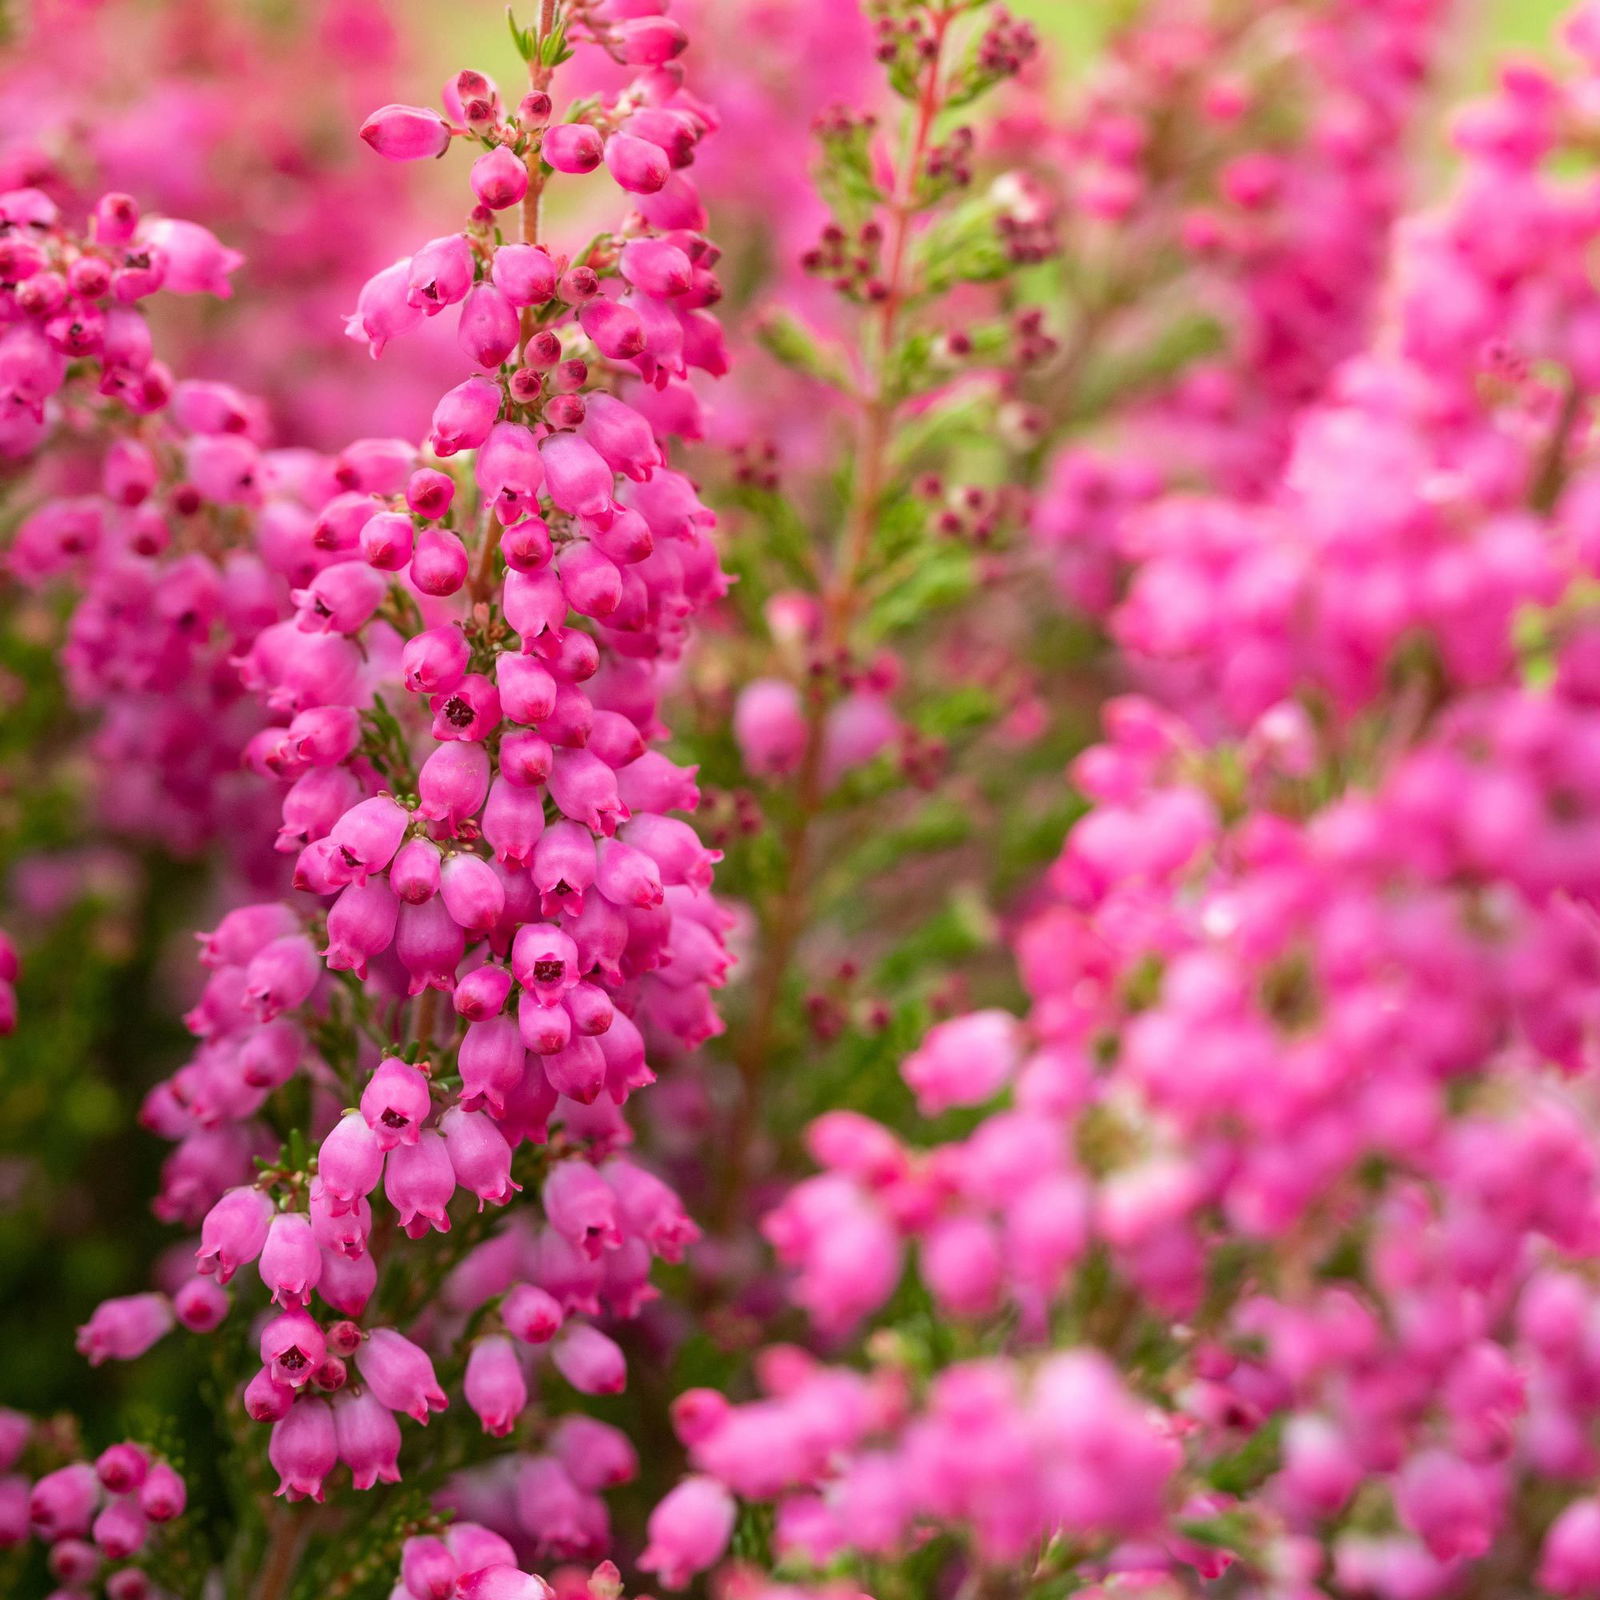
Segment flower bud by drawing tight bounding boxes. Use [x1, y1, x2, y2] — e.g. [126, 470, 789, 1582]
[458, 282, 520, 368]
[140, 1462, 185, 1522]
[408, 468, 455, 519]
[604, 132, 670, 194]
[411, 526, 470, 596]
[503, 1282, 564, 1343]
[733, 679, 807, 777]
[360, 104, 453, 161]
[455, 963, 515, 1021]
[442, 853, 508, 932]
[615, 15, 688, 64]
[492, 242, 558, 306]
[30, 1464, 98, 1540]
[542, 122, 603, 174]
[472, 146, 530, 210]
[76, 1293, 173, 1365]
[360, 510, 414, 571]
[578, 297, 646, 361]
[503, 515, 553, 572]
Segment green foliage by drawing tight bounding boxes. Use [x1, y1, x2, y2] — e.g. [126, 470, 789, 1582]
[360, 692, 420, 794]
[507, 4, 573, 66]
[814, 119, 886, 227]
[914, 194, 1013, 293]
[290, 1487, 442, 1600]
[754, 310, 857, 393]
[1206, 1414, 1285, 1498]
[865, 541, 976, 638]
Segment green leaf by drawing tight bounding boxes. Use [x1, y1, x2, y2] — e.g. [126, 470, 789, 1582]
[754, 309, 855, 392]
[914, 194, 1012, 293]
[1207, 1414, 1285, 1498]
[867, 543, 975, 637]
[876, 890, 995, 987]
[506, 5, 535, 60]
[1174, 1509, 1259, 1553]
[813, 119, 885, 227]
[539, 18, 572, 66]
[835, 795, 974, 880]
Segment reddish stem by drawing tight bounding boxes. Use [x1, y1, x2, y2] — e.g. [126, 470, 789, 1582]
[716, 10, 956, 1223]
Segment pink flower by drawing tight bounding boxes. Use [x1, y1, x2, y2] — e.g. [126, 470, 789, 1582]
[360, 104, 453, 161]
[197, 1186, 274, 1282]
[140, 1461, 186, 1522]
[542, 123, 603, 174]
[332, 1387, 403, 1491]
[29, 1463, 98, 1539]
[441, 1106, 521, 1207]
[385, 1130, 456, 1237]
[357, 1328, 448, 1424]
[1541, 1500, 1600, 1598]
[138, 219, 242, 296]
[640, 1477, 736, 1589]
[269, 1398, 337, 1502]
[901, 1010, 1023, 1115]
[361, 1057, 432, 1149]
[344, 258, 424, 357]
[472, 147, 529, 210]
[464, 1336, 527, 1436]
[551, 1323, 626, 1394]
[733, 680, 807, 777]
[259, 1212, 321, 1307]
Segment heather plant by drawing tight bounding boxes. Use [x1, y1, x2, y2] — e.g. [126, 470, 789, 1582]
[8, 2, 1600, 1600]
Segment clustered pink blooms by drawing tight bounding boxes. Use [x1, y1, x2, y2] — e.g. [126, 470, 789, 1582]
[59, 0, 737, 1546]
[1028, 0, 1453, 615]
[0, 0, 457, 445]
[0, 1411, 186, 1600]
[664, 10, 1600, 1596]
[0, 180, 292, 857]
[16, 0, 1600, 1596]
[394, 1520, 557, 1600]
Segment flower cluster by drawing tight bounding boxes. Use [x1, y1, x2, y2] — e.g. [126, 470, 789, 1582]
[663, 12, 1600, 1595]
[1029, 0, 1454, 614]
[15, 1, 1600, 1599]
[46, 0, 731, 1540]
[0, 184, 286, 857]
[0, 0, 454, 444]
[0, 1413, 186, 1600]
